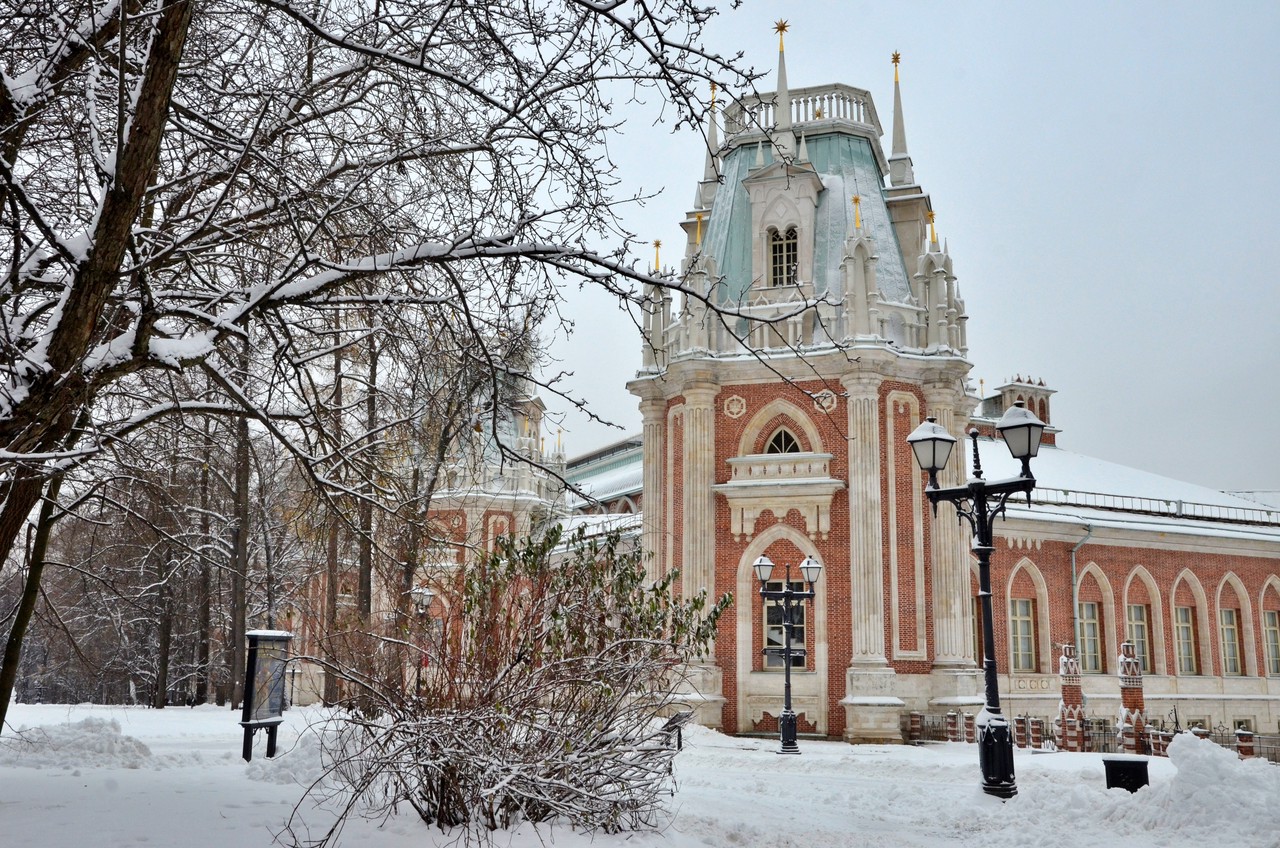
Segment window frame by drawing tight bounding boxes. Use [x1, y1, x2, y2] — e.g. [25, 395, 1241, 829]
[764, 427, 801, 454]
[763, 580, 807, 670]
[1220, 607, 1243, 676]
[1077, 601, 1102, 673]
[1264, 609, 1280, 677]
[1174, 605, 1199, 675]
[1126, 603, 1152, 674]
[1009, 598, 1036, 673]
[769, 226, 799, 287]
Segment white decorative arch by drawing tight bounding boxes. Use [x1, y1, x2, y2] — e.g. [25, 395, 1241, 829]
[1171, 569, 1212, 676]
[736, 397, 823, 457]
[1076, 562, 1116, 672]
[761, 195, 802, 235]
[1216, 572, 1259, 677]
[734, 523, 829, 736]
[1123, 566, 1167, 675]
[1261, 575, 1280, 612]
[1006, 557, 1052, 674]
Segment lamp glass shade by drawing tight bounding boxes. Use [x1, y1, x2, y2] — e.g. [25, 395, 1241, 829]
[411, 587, 434, 612]
[995, 401, 1046, 461]
[905, 417, 957, 473]
[753, 555, 775, 583]
[799, 555, 822, 584]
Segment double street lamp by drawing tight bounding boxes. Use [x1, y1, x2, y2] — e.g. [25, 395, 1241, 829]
[753, 553, 823, 754]
[906, 401, 1046, 799]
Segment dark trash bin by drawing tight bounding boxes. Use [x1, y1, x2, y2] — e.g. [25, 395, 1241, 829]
[1102, 757, 1149, 792]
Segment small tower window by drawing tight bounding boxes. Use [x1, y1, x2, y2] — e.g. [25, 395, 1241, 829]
[765, 428, 801, 454]
[769, 227, 798, 286]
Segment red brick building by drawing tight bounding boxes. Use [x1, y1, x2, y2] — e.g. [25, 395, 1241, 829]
[580, 44, 1280, 742]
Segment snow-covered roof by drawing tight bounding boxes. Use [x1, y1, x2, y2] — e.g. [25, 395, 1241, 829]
[967, 439, 1280, 543]
[555, 512, 643, 540]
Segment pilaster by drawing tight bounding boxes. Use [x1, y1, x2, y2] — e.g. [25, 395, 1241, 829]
[682, 380, 718, 603]
[923, 385, 975, 669]
[639, 396, 666, 582]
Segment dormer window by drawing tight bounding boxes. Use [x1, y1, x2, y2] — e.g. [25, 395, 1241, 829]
[765, 428, 801, 454]
[769, 227, 798, 286]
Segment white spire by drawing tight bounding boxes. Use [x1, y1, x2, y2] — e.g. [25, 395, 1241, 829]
[703, 82, 719, 182]
[889, 51, 915, 187]
[773, 20, 796, 157]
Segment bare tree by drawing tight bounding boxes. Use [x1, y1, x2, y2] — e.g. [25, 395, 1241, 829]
[0, 0, 759, 726]
[286, 526, 729, 846]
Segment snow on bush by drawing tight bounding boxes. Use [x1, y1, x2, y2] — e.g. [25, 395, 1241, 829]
[0, 717, 152, 769]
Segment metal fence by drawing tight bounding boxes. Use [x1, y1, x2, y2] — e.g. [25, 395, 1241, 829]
[1253, 734, 1280, 764]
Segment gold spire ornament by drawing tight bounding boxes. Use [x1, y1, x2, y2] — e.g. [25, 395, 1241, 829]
[892, 51, 901, 83]
[774, 19, 789, 51]
[653, 239, 662, 270]
[710, 81, 717, 113]
[927, 210, 937, 244]
[695, 213, 703, 246]
[853, 195, 862, 230]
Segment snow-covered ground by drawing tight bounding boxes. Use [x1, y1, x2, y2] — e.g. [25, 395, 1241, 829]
[2, 703, 1278, 848]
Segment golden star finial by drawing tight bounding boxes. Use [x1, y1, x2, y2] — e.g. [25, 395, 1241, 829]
[926, 210, 935, 223]
[710, 81, 717, 112]
[814, 107, 824, 119]
[774, 19, 789, 51]
[852, 195, 862, 230]
[892, 51, 901, 65]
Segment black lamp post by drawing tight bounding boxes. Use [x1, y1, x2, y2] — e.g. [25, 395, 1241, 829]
[754, 553, 822, 754]
[410, 587, 434, 695]
[906, 401, 1045, 799]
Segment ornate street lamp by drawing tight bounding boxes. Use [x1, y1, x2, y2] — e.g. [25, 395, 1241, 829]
[906, 401, 1046, 799]
[754, 553, 822, 754]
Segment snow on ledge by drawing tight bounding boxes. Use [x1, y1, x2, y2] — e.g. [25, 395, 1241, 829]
[839, 696, 906, 706]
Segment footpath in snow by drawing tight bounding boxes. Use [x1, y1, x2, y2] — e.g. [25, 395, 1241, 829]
[2, 703, 1278, 848]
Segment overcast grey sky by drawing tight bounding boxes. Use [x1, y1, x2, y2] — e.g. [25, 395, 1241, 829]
[548, 1, 1280, 493]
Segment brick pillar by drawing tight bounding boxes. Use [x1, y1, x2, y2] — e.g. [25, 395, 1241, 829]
[1236, 728, 1255, 759]
[1058, 643, 1086, 752]
[1064, 718, 1080, 752]
[1030, 718, 1044, 749]
[945, 711, 958, 742]
[909, 712, 923, 742]
[1013, 716, 1027, 748]
[963, 713, 975, 743]
[1117, 641, 1146, 752]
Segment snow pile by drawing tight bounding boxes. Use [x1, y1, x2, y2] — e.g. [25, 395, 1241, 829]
[245, 720, 334, 787]
[0, 716, 152, 769]
[1130, 732, 1280, 833]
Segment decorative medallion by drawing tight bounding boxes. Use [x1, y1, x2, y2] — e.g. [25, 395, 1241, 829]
[449, 514, 463, 528]
[813, 390, 839, 413]
[723, 395, 747, 419]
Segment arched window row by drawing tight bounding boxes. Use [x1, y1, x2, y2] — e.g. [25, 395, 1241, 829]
[993, 566, 1280, 679]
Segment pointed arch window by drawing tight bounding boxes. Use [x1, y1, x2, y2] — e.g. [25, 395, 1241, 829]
[764, 428, 801, 454]
[769, 226, 798, 286]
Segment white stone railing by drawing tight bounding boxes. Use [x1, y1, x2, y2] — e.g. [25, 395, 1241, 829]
[726, 452, 833, 482]
[723, 83, 879, 138]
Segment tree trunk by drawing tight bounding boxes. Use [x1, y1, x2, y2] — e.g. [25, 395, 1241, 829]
[228, 343, 251, 708]
[322, 339, 343, 706]
[0, 475, 62, 732]
[195, 427, 212, 704]
[357, 335, 378, 621]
